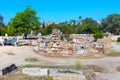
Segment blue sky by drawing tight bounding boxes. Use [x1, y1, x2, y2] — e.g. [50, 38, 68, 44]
[0, 0, 120, 24]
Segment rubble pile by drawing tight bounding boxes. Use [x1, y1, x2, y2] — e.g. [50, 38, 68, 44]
[33, 30, 112, 56]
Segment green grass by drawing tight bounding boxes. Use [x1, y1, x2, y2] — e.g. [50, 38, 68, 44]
[75, 61, 82, 70]
[25, 57, 39, 62]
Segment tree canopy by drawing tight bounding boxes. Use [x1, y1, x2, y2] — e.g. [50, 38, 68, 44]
[1, 6, 120, 38]
[0, 14, 4, 28]
[7, 6, 40, 36]
[81, 24, 96, 34]
[39, 22, 77, 36]
[78, 18, 100, 34]
[102, 14, 120, 34]
[82, 18, 99, 28]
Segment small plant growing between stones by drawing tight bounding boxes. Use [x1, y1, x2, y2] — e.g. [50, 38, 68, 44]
[75, 61, 82, 70]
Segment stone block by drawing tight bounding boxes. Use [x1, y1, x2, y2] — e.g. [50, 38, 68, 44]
[22, 68, 49, 76]
[0, 63, 17, 76]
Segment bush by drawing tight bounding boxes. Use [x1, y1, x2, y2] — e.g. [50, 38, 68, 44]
[93, 31, 104, 41]
[117, 37, 120, 42]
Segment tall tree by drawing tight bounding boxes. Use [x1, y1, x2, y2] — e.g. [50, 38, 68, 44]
[81, 17, 99, 28]
[79, 16, 82, 22]
[58, 22, 76, 34]
[0, 14, 4, 27]
[77, 16, 82, 34]
[42, 21, 46, 28]
[7, 6, 40, 38]
[79, 17, 99, 34]
[70, 19, 76, 27]
[81, 24, 96, 34]
[78, 16, 82, 25]
[0, 14, 5, 35]
[102, 14, 120, 34]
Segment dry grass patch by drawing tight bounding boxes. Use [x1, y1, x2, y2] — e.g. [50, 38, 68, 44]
[0, 67, 53, 80]
[22, 64, 108, 80]
[0, 73, 53, 80]
[83, 65, 108, 80]
[25, 57, 39, 62]
[82, 65, 108, 73]
[75, 54, 104, 59]
[105, 50, 120, 57]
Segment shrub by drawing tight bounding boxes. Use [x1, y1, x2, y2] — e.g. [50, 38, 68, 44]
[93, 31, 104, 41]
[117, 37, 120, 42]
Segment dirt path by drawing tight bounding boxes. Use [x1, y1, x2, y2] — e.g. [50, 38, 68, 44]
[0, 46, 120, 80]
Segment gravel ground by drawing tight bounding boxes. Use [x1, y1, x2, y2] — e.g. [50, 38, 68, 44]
[0, 44, 120, 80]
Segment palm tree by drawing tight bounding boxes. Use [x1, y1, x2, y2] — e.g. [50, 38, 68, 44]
[70, 19, 76, 27]
[78, 16, 82, 25]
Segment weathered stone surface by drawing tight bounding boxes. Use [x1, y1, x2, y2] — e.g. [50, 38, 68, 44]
[53, 73, 87, 80]
[22, 68, 49, 76]
[89, 72, 108, 80]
